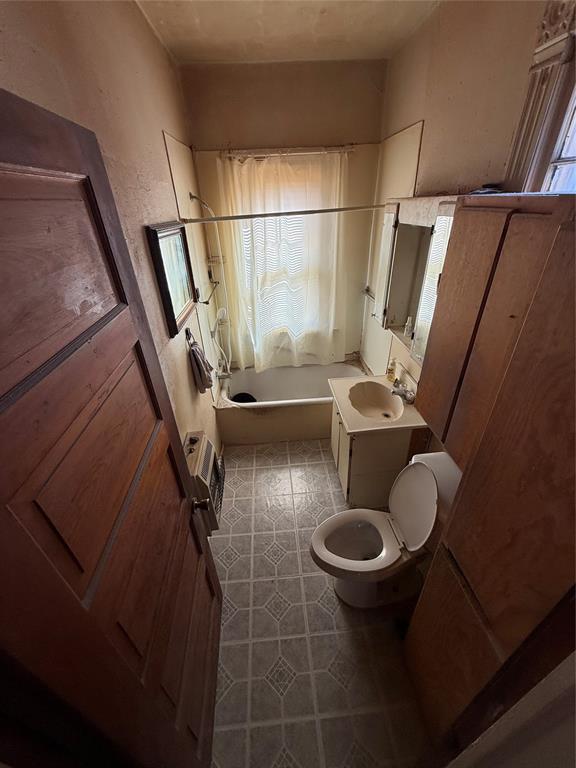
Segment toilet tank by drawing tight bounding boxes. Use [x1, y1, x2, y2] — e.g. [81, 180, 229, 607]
[411, 451, 462, 514]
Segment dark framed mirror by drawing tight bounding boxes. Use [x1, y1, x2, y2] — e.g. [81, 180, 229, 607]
[145, 221, 199, 337]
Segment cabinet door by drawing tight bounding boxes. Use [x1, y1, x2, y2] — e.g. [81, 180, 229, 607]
[416, 205, 512, 441]
[337, 425, 351, 497]
[405, 546, 502, 737]
[445, 224, 575, 658]
[445, 199, 573, 468]
[330, 402, 340, 467]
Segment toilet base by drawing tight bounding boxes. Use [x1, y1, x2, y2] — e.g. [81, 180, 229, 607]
[334, 568, 422, 609]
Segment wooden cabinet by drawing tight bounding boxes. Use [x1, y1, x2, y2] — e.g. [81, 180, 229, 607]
[405, 546, 502, 736]
[405, 195, 575, 740]
[445, 223, 575, 658]
[416, 204, 512, 444]
[417, 195, 574, 471]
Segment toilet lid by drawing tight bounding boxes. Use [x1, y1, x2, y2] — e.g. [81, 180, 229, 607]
[388, 462, 438, 552]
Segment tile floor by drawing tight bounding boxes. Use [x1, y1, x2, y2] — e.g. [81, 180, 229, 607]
[210, 440, 429, 768]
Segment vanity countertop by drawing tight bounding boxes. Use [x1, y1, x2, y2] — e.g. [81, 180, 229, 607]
[328, 374, 427, 435]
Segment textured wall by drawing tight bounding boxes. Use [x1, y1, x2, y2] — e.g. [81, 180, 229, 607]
[181, 60, 386, 149]
[381, 0, 545, 195]
[0, 0, 219, 447]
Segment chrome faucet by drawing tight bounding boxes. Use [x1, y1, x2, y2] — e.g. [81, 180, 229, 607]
[391, 378, 416, 404]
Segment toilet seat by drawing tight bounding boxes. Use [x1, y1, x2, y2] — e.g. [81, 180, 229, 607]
[310, 461, 439, 580]
[310, 508, 402, 579]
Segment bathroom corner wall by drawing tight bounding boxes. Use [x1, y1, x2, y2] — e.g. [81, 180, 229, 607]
[380, 0, 545, 195]
[0, 0, 220, 450]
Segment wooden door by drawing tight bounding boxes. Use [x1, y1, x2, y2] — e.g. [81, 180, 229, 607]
[415, 203, 513, 441]
[445, 197, 574, 468]
[405, 546, 502, 737]
[445, 221, 575, 658]
[0, 89, 220, 767]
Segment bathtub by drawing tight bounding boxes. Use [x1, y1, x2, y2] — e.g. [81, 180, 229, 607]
[216, 362, 365, 444]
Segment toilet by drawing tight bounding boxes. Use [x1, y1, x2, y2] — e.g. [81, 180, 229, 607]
[310, 451, 462, 608]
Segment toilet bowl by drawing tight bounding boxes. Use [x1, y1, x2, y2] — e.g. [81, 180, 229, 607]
[310, 451, 462, 608]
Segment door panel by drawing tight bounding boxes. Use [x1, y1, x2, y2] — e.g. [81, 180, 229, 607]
[0, 88, 220, 768]
[416, 207, 512, 441]
[446, 204, 571, 469]
[405, 546, 502, 737]
[446, 225, 575, 657]
[0, 167, 122, 397]
[5, 338, 157, 597]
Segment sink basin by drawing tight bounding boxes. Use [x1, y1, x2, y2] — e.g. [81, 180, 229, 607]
[348, 381, 404, 421]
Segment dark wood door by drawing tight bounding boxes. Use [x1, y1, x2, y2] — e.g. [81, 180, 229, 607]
[0, 89, 221, 767]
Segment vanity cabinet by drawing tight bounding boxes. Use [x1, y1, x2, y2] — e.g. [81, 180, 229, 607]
[330, 402, 415, 507]
[405, 196, 575, 740]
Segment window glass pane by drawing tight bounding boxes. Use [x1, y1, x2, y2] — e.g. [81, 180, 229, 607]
[559, 100, 576, 158]
[548, 162, 576, 192]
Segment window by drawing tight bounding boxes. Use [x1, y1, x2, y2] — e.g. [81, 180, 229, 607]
[543, 85, 576, 191]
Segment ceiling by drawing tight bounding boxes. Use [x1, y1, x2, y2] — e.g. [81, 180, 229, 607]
[138, 1, 438, 64]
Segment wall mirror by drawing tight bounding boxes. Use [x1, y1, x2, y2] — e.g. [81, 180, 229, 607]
[384, 223, 432, 335]
[146, 221, 199, 337]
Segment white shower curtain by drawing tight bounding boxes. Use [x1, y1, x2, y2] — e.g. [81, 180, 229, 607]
[216, 151, 348, 371]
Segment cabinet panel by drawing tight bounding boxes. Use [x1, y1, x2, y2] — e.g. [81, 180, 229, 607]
[416, 207, 512, 440]
[330, 402, 340, 466]
[337, 425, 351, 496]
[405, 546, 502, 737]
[446, 207, 568, 469]
[446, 224, 575, 658]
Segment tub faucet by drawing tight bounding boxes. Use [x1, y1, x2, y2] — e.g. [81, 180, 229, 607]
[392, 379, 416, 404]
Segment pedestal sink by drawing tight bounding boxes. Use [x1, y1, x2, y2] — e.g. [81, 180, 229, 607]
[348, 381, 404, 421]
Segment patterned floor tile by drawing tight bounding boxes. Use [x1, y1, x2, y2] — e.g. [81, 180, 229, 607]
[321, 713, 396, 768]
[224, 445, 256, 470]
[215, 498, 254, 536]
[288, 440, 325, 464]
[252, 577, 306, 639]
[253, 495, 295, 533]
[253, 530, 299, 579]
[221, 581, 251, 642]
[211, 534, 252, 582]
[255, 467, 293, 496]
[293, 491, 335, 529]
[302, 574, 367, 634]
[250, 636, 313, 722]
[213, 440, 430, 768]
[309, 631, 381, 714]
[223, 467, 255, 500]
[212, 726, 247, 768]
[250, 719, 321, 768]
[290, 463, 330, 494]
[297, 528, 322, 575]
[254, 442, 290, 467]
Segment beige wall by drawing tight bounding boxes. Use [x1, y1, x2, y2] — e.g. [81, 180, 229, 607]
[381, 0, 544, 195]
[0, 0, 220, 448]
[182, 60, 386, 149]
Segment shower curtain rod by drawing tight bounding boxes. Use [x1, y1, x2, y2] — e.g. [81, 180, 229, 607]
[224, 147, 355, 159]
[180, 202, 390, 225]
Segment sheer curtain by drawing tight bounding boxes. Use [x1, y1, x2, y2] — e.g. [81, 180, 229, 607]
[216, 151, 348, 371]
